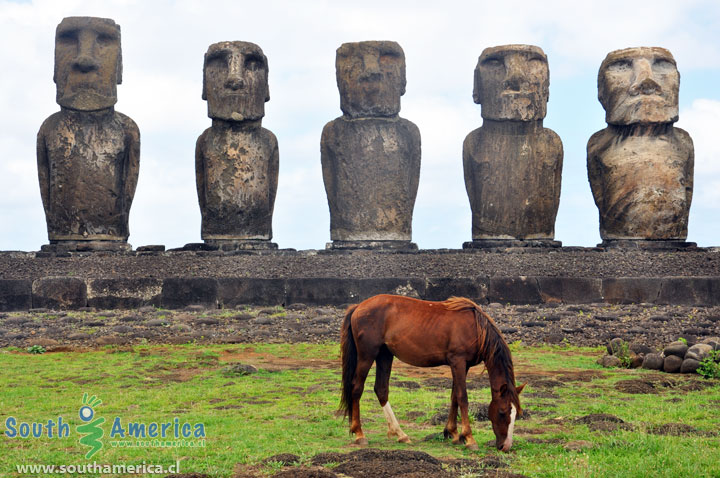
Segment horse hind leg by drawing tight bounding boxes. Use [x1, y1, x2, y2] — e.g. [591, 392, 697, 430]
[374, 346, 410, 444]
[350, 356, 374, 446]
[444, 386, 461, 444]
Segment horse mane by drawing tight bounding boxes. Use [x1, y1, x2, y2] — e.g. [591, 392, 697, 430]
[442, 296, 521, 414]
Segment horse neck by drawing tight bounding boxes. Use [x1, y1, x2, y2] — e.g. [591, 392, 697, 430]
[479, 321, 514, 390]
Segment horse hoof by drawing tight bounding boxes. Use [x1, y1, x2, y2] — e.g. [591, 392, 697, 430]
[354, 437, 369, 446]
[466, 442, 479, 451]
[398, 436, 411, 444]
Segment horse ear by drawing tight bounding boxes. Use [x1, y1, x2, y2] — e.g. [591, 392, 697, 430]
[516, 383, 526, 394]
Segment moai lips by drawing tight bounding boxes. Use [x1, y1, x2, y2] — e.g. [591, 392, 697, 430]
[195, 41, 279, 251]
[588, 47, 694, 247]
[463, 45, 563, 247]
[37, 17, 139, 252]
[321, 41, 421, 250]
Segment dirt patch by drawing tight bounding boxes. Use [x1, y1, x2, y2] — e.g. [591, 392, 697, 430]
[647, 423, 716, 437]
[614, 380, 657, 394]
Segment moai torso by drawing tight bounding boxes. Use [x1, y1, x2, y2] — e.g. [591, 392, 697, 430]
[196, 41, 278, 245]
[38, 109, 139, 240]
[463, 45, 562, 241]
[321, 41, 421, 244]
[36, 17, 139, 247]
[321, 116, 420, 241]
[196, 122, 278, 240]
[587, 47, 694, 241]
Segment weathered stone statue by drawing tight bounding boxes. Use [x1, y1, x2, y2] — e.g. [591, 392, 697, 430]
[588, 47, 694, 249]
[463, 45, 563, 249]
[321, 41, 421, 250]
[37, 17, 139, 252]
[195, 41, 279, 251]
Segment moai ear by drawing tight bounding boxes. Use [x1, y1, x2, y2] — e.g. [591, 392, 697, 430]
[472, 60, 482, 104]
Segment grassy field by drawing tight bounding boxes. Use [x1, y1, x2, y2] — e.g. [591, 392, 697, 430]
[0, 342, 719, 477]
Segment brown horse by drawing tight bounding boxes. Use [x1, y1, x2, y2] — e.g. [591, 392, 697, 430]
[340, 294, 524, 451]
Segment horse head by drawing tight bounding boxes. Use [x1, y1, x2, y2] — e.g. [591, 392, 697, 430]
[488, 381, 525, 452]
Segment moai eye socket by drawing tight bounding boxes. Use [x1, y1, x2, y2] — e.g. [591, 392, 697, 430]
[244, 55, 264, 72]
[482, 56, 503, 68]
[79, 406, 94, 422]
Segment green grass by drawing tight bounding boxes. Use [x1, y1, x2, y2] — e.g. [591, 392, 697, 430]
[0, 343, 718, 477]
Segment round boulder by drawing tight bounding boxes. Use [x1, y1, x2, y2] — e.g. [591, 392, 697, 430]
[701, 337, 720, 351]
[597, 355, 622, 368]
[685, 343, 713, 362]
[663, 341, 688, 359]
[642, 353, 664, 370]
[607, 338, 626, 355]
[663, 355, 683, 373]
[680, 358, 700, 374]
[630, 343, 654, 356]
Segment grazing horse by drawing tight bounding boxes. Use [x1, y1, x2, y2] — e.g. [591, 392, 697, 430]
[340, 294, 524, 451]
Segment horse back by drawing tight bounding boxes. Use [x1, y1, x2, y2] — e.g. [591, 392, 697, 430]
[351, 295, 480, 367]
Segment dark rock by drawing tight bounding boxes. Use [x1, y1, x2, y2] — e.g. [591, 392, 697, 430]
[522, 321, 545, 327]
[252, 317, 273, 325]
[595, 314, 618, 322]
[607, 338, 626, 355]
[136, 245, 165, 252]
[4, 316, 31, 326]
[161, 279, 218, 309]
[685, 344, 713, 362]
[629, 343, 654, 355]
[680, 358, 700, 374]
[0, 280, 32, 311]
[119, 315, 143, 322]
[543, 333, 565, 344]
[146, 319, 170, 327]
[32, 278, 87, 309]
[195, 317, 220, 326]
[663, 355, 683, 373]
[642, 353, 664, 370]
[602, 278, 663, 304]
[597, 355, 621, 368]
[663, 341, 689, 358]
[286, 303, 307, 310]
[112, 325, 134, 334]
[264, 454, 300, 466]
[225, 363, 258, 375]
[87, 278, 162, 309]
[501, 327, 519, 334]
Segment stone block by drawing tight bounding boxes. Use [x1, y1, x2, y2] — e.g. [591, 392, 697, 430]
[285, 278, 425, 306]
[161, 278, 218, 309]
[602, 278, 662, 304]
[0, 280, 32, 311]
[32, 277, 87, 309]
[424, 278, 489, 303]
[87, 278, 162, 309]
[487, 277, 541, 304]
[657, 278, 720, 306]
[217, 278, 286, 307]
[537, 277, 603, 304]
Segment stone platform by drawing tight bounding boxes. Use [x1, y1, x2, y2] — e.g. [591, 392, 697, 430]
[0, 248, 718, 310]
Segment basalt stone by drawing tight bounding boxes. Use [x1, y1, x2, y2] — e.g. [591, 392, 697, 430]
[642, 353, 664, 370]
[685, 343, 713, 362]
[630, 343, 654, 356]
[322, 41, 420, 249]
[0, 280, 32, 311]
[87, 278, 162, 309]
[38, 17, 139, 251]
[464, 45, 562, 243]
[588, 47, 693, 244]
[663, 354, 683, 373]
[663, 341, 689, 358]
[197, 42, 278, 249]
[680, 358, 700, 374]
[597, 355, 621, 368]
[32, 277, 87, 309]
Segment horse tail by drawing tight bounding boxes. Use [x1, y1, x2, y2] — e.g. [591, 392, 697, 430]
[339, 303, 359, 423]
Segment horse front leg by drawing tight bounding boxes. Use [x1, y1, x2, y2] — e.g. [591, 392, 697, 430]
[450, 360, 478, 450]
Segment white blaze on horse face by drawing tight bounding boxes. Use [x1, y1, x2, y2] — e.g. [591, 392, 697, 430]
[502, 404, 517, 451]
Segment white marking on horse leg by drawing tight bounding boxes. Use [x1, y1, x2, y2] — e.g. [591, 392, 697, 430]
[502, 404, 517, 452]
[382, 403, 410, 443]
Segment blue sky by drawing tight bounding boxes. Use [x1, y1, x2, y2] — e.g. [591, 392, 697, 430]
[0, 0, 718, 250]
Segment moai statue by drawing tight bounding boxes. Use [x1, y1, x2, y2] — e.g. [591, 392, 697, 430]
[37, 17, 139, 252]
[463, 45, 563, 249]
[588, 47, 694, 249]
[321, 41, 421, 250]
[195, 41, 279, 251]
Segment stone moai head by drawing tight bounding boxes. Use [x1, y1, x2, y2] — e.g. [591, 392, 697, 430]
[336, 41, 406, 119]
[598, 47, 679, 125]
[202, 41, 269, 122]
[473, 45, 549, 121]
[54, 16, 122, 111]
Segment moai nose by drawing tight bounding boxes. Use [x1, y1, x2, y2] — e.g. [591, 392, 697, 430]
[503, 57, 526, 91]
[630, 59, 661, 95]
[73, 55, 99, 73]
[359, 54, 382, 81]
[225, 76, 245, 90]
